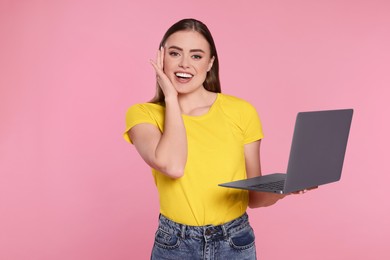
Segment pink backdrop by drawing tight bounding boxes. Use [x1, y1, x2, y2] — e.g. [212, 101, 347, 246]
[1, 0, 389, 259]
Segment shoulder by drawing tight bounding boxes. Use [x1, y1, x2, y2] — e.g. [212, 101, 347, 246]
[124, 102, 165, 142]
[125, 102, 166, 128]
[126, 102, 165, 117]
[218, 93, 257, 112]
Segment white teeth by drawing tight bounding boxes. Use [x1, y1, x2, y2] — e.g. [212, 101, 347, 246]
[175, 72, 193, 78]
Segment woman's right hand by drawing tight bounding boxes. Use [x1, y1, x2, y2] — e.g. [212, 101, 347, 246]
[150, 47, 178, 99]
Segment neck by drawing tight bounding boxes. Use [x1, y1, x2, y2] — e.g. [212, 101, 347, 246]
[178, 89, 217, 116]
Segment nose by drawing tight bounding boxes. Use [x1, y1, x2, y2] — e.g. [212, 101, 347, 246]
[179, 55, 190, 68]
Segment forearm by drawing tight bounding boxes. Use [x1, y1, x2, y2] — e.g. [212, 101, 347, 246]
[154, 96, 188, 178]
[248, 191, 286, 208]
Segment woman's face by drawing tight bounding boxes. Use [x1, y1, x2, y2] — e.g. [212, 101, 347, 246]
[163, 30, 214, 95]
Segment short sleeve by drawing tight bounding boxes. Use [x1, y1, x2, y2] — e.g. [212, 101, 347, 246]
[242, 102, 264, 144]
[123, 103, 164, 143]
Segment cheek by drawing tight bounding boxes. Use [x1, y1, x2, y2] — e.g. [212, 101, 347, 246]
[197, 61, 212, 73]
[163, 57, 175, 71]
[163, 62, 175, 75]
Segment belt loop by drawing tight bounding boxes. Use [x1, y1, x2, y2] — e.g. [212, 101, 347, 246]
[180, 224, 186, 239]
[221, 224, 228, 238]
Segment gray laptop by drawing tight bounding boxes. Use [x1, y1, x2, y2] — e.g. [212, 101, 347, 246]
[219, 109, 353, 194]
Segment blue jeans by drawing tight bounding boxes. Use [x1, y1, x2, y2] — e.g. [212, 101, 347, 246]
[151, 213, 257, 260]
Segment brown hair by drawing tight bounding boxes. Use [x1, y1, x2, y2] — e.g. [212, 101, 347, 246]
[150, 18, 221, 104]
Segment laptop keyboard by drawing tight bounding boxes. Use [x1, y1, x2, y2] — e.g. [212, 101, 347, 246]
[250, 180, 285, 190]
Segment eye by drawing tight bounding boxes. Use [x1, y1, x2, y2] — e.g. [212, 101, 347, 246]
[169, 51, 180, 57]
[192, 54, 202, 60]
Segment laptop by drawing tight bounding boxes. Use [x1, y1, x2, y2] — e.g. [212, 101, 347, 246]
[219, 109, 353, 194]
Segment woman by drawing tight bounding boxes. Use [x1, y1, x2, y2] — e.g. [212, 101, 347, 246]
[124, 18, 292, 259]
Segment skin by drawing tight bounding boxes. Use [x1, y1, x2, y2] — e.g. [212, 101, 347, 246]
[129, 30, 311, 207]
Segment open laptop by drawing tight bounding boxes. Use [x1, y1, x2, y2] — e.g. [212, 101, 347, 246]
[219, 109, 353, 194]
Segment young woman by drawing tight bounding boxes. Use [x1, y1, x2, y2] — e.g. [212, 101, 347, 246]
[124, 18, 302, 259]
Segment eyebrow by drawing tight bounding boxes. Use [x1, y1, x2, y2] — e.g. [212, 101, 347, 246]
[168, 45, 206, 53]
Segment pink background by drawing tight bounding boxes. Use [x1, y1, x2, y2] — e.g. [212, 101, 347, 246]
[1, 0, 389, 259]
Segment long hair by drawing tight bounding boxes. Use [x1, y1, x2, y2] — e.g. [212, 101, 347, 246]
[150, 18, 221, 104]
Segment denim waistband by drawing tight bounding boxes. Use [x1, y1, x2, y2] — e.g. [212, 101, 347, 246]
[157, 213, 250, 240]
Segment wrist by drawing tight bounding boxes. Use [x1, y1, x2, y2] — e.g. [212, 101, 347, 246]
[164, 94, 179, 103]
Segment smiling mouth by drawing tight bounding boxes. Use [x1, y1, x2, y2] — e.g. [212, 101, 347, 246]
[175, 72, 193, 79]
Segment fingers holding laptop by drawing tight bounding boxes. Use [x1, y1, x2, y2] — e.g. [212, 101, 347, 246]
[293, 186, 318, 195]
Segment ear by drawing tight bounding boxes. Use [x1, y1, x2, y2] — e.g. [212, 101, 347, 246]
[207, 56, 215, 72]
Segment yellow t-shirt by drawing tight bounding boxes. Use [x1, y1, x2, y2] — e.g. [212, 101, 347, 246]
[124, 93, 263, 226]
